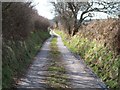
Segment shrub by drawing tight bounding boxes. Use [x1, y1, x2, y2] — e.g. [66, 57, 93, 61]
[2, 2, 50, 88]
[56, 21, 120, 88]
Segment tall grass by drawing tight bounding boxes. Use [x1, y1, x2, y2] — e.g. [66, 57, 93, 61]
[2, 2, 50, 89]
[57, 31, 120, 88]
[2, 31, 50, 88]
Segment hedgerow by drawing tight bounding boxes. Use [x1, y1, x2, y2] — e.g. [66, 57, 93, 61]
[56, 19, 120, 88]
[2, 2, 50, 88]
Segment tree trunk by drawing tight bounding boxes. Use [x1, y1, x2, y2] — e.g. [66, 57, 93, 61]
[72, 27, 78, 36]
[68, 26, 71, 35]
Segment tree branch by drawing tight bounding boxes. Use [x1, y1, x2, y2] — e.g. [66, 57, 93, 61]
[3, 2, 12, 11]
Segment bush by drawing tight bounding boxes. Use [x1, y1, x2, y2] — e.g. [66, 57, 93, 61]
[57, 27, 120, 88]
[2, 2, 50, 40]
[2, 2, 50, 88]
[2, 31, 50, 88]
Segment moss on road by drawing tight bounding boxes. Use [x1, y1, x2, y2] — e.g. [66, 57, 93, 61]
[47, 37, 69, 88]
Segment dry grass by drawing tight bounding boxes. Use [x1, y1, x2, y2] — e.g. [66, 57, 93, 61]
[77, 19, 120, 55]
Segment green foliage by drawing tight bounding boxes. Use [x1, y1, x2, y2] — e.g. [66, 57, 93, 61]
[2, 31, 50, 88]
[2, 2, 50, 89]
[57, 30, 120, 88]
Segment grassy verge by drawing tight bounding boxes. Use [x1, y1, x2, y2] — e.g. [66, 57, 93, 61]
[56, 30, 120, 88]
[2, 31, 50, 89]
[47, 37, 69, 88]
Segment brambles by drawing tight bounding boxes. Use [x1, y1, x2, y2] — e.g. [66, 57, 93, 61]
[56, 18, 120, 88]
[77, 19, 120, 55]
[2, 2, 50, 41]
[2, 2, 50, 88]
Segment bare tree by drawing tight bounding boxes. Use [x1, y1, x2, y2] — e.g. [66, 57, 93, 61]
[52, 2, 74, 35]
[52, 1, 120, 35]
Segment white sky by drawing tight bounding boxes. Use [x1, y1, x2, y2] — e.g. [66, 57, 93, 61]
[33, 0, 55, 19]
[32, 0, 110, 19]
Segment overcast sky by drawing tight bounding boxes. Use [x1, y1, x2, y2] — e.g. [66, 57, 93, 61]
[33, 0, 55, 19]
[33, 0, 111, 20]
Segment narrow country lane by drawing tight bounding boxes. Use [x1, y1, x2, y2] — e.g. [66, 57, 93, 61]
[57, 36, 107, 89]
[17, 37, 52, 89]
[17, 36, 107, 89]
